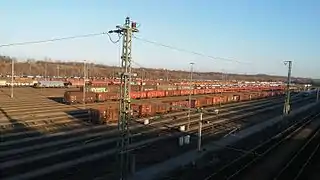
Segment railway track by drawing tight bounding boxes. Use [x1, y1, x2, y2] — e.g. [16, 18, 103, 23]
[293, 137, 320, 180]
[0, 93, 283, 130]
[0, 94, 293, 142]
[1, 95, 313, 180]
[199, 102, 320, 180]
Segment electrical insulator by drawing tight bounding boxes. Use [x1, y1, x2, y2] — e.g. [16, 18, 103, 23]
[131, 22, 137, 28]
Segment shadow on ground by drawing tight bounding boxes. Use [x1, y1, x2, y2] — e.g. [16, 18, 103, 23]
[47, 97, 65, 104]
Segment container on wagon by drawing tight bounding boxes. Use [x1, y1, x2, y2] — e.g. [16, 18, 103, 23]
[34, 81, 65, 88]
[81, 86, 108, 93]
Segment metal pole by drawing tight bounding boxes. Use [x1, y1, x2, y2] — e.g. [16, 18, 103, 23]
[44, 63, 47, 81]
[83, 60, 86, 108]
[317, 88, 319, 102]
[220, 71, 224, 107]
[29, 62, 32, 76]
[11, 59, 14, 98]
[57, 65, 60, 78]
[166, 69, 169, 82]
[283, 61, 292, 115]
[197, 112, 203, 151]
[187, 62, 194, 130]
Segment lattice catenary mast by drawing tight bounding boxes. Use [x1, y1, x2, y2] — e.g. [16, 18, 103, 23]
[283, 60, 292, 115]
[109, 17, 139, 180]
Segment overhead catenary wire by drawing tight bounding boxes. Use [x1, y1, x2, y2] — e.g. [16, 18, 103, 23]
[133, 36, 250, 64]
[0, 31, 247, 66]
[0, 32, 122, 48]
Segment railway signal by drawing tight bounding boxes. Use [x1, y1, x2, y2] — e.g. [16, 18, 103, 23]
[109, 17, 139, 180]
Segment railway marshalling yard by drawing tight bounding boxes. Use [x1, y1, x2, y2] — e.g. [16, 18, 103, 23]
[1, 87, 320, 180]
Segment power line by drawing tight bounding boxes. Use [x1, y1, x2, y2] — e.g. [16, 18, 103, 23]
[0, 32, 110, 48]
[133, 36, 250, 64]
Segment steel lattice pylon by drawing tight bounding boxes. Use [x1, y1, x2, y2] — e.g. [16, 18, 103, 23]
[109, 17, 139, 180]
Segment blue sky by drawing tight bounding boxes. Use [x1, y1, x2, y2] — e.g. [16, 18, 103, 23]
[0, 0, 319, 78]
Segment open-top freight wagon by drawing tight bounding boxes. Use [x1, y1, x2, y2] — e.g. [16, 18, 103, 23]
[0, 79, 38, 87]
[33, 80, 67, 88]
[64, 86, 285, 104]
[88, 91, 284, 125]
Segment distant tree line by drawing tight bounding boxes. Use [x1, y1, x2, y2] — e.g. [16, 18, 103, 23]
[0, 55, 313, 83]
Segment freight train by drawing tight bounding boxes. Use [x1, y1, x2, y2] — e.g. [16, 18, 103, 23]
[64, 86, 285, 104]
[89, 91, 284, 124]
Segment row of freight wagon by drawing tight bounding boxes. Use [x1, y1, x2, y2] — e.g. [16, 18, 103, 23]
[89, 91, 283, 124]
[0, 79, 39, 87]
[0, 79, 68, 88]
[64, 86, 285, 104]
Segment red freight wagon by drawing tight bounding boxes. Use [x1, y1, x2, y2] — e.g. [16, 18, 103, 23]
[152, 103, 168, 114]
[139, 91, 147, 99]
[220, 95, 229, 104]
[131, 104, 140, 116]
[198, 89, 206, 95]
[180, 90, 189, 96]
[139, 104, 152, 117]
[196, 98, 209, 107]
[111, 80, 121, 85]
[91, 80, 110, 87]
[204, 89, 211, 94]
[170, 100, 189, 111]
[156, 90, 166, 98]
[64, 91, 96, 104]
[232, 94, 241, 102]
[190, 99, 198, 108]
[96, 92, 120, 101]
[193, 89, 199, 95]
[239, 94, 251, 101]
[173, 90, 181, 96]
[212, 96, 220, 104]
[90, 105, 118, 124]
[165, 90, 175, 97]
[105, 106, 119, 124]
[69, 80, 85, 87]
[146, 91, 158, 98]
[131, 91, 141, 99]
[131, 85, 141, 91]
